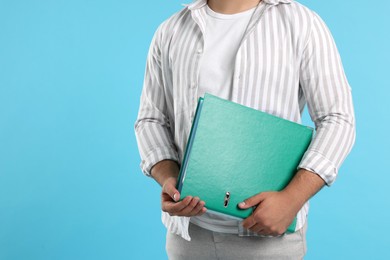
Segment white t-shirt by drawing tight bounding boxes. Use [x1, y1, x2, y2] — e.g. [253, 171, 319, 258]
[196, 4, 257, 101]
[192, 4, 258, 234]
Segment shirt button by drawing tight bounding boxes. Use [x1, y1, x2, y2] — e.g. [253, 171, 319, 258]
[197, 48, 203, 54]
[191, 82, 196, 88]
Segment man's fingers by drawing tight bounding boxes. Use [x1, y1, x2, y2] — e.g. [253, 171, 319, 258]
[242, 218, 267, 235]
[251, 223, 265, 234]
[177, 197, 200, 216]
[161, 192, 207, 217]
[163, 196, 192, 213]
[238, 192, 266, 209]
[188, 197, 200, 209]
[163, 181, 180, 202]
[187, 199, 206, 216]
[170, 196, 193, 212]
[242, 216, 257, 230]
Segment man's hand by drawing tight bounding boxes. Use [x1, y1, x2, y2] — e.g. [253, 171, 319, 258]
[238, 191, 300, 236]
[161, 176, 207, 217]
[239, 169, 326, 236]
[151, 159, 207, 217]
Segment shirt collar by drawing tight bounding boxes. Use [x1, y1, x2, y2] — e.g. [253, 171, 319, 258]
[183, 0, 293, 10]
[263, 0, 293, 5]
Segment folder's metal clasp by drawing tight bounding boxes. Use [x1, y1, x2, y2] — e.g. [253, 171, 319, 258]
[224, 192, 230, 208]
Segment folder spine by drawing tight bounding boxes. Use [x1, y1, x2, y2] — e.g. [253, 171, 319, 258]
[176, 97, 204, 192]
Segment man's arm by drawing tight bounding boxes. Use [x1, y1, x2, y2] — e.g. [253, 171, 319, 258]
[134, 22, 180, 178]
[240, 169, 325, 235]
[134, 24, 206, 217]
[150, 159, 207, 217]
[283, 169, 326, 208]
[296, 12, 356, 186]
[239, 11, 356, 236]
[150, 159, 180, 187]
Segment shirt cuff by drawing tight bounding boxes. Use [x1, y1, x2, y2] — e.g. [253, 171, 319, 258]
[297, 150, 338, 186]
[140, 145, 180, 177]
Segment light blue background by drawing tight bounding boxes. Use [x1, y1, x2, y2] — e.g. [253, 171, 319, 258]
[0, 0, 388, 259]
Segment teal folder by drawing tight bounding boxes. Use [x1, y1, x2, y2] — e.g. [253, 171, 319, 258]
[176, 93, 313, 233]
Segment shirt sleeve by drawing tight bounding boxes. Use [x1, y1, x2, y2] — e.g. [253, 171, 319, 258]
[134, 24, 180, 177]
[297, 11, 356, 186]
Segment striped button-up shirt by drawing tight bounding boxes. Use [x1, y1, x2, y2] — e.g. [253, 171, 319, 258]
[134, 0, 356, 241]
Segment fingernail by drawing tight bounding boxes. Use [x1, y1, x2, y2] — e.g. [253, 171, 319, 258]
[173, 193, 179, 201]
[238, 202, 246, 208]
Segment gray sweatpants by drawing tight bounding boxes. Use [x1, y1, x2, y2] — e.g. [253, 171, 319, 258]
[166, 221, 307, 260]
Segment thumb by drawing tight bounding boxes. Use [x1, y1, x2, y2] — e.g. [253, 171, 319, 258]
[163, 180, 180, 202]
[238, 193, 266, 209]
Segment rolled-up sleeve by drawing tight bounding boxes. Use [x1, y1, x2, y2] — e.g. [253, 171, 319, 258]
[298, 12, 356, 186]
[134, 24, 179, 177]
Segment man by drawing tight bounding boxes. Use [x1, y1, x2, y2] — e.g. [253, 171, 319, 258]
[135, 0, 355, 259]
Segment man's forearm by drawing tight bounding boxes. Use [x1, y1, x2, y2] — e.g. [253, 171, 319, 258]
[150, 159, 180, 187]
[240, 168, 327, 234]
[282, 169, 326, 209]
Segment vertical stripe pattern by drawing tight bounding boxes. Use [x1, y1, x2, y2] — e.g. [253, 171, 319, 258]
[134, 0, 355, 241]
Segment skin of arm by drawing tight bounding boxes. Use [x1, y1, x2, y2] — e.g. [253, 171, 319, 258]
[151, 159, 207, 217]
[239, 169, 325, 236]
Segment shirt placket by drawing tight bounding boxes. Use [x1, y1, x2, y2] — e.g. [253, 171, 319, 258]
[189, 9, 206, 121]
